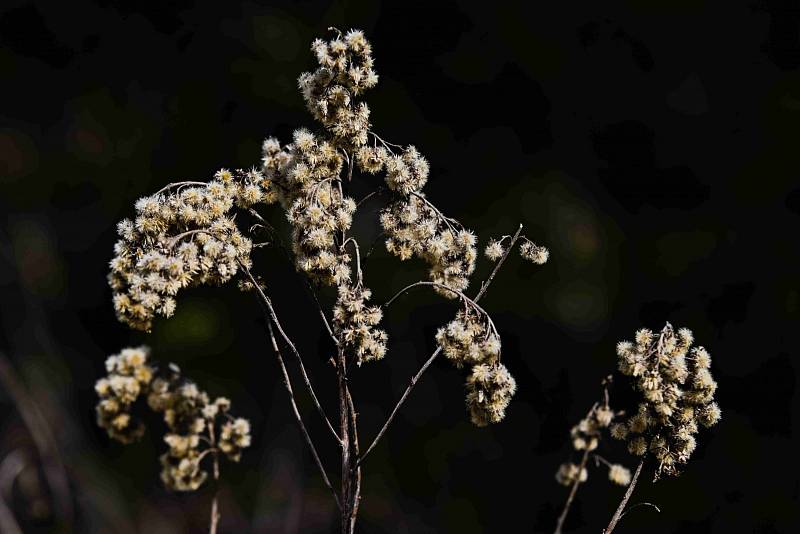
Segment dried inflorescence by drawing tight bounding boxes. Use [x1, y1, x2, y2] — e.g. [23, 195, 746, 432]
[333, 283, 388, 364]
[380, 194, 477, 297]
[299, 29, 377, 151]
[434, 304, 515, 426]
[555, 381, 631, 488]
[261, 131, 356, 286]
[611, 323, 721, 479]
[95, 346, 154, 443]
[436, 308, 501, 369]
[465, 362, 517, 427]
[96, 347, 251, 492]
[485, 235, 549, 265]
[108, 169, 276, 331]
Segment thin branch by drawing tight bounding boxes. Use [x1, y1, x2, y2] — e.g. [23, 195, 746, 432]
[476, 223, 524, 301]
[206, 421, 220, 534]
[154, 180, 208, 196]
[603, 458, 646, 534]
[346, 389, 362, 525]
[247, 208, 339, 347]
[356, 345, 441, 466]
[240, 263, 341, 444]
[341, 237, 364, 286]
[619, 501, 661, 519]
[553, 447, 591, 534]
[553, 401, 599, 534]
[410, 192, 461, 235]
[356, 188, 384, 208]
[382, 280, 499, 339]
[358, 224, 525, 465]
[267, 321, 342, 511]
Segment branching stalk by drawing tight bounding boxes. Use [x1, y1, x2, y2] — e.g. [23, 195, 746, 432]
[358, 224, 525, 465]
[603, 458, 646, 534]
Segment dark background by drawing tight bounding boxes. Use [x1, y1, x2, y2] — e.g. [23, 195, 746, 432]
[1, 1, 798, 532]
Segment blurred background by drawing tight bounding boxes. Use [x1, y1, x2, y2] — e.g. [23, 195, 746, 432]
[1, 1, 798, 532]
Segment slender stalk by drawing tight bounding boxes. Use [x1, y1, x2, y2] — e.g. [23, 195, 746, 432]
[247, 208, 339, 347]
[356, 346, 441, 466]
[208, 456, 220, 534]
[346, 390, 361, 524]
[241, 263, 341, 444]
[268, 321, 342, 510]
[603, 458, 646, 534]
[205, 417, 221, 534]
[476, 223, 524, 300]
[154, 180, 208, 196]
[358, 224, 525, 465]
[337, 347, 355, 533]
[553, 448, 590, 534]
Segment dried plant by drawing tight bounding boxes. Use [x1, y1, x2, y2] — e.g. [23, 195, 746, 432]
[95, 346, 251, 532]
[553, 377, 632, 534]
[99, 28, 548, 533]
[552, 324, 721, 533]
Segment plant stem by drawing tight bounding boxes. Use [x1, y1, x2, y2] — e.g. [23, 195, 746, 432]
[358, 224, 525, 465]
[209, 458, 220, 534]
[208, 419, 221, 534]
[268, 321, 341, 510]
[337, 347, 359, 533]
[241, 264, 341, 443]
[553, 448, 590, 534]
[603, 458, 645, 534]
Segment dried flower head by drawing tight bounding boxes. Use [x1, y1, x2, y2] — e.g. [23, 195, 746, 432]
[519, 240, 549, 265]
[381, 194, 477, 298]
[556, 462, 588, 486]
[435, 308, 501, 369]
[608, 464, 632, 486]
[465, 363, 517, 427]
[554, 379, 631, 489]
[96, 347, 251, 492]
[612, 323, 720, 479]
[108, 169, 276, 331]
[333, 283, 388, 365]
[95, 346, 154, 443]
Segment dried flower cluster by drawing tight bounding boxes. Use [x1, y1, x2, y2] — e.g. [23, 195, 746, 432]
[108, 169, 276, 331]
[95, 346, 154, 443]
[434, 305, 515, 426]
[611, 323, 721, 479]
[300, 29, 377, 150]
[261, 132, 355, 286]
[485, 235, 549, 265]
[380, 194, 477, 298]
[465, 362, 517, 427]
[333, 284, 388, 364]
[555, 382, 631, 488]
[96, 346, 251, 491]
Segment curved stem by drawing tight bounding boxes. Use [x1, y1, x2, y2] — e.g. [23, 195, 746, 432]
[247, 209, 339, 347]
[241, 263, 341, 443]
[154, 180, 208, 196]
[410, 192, 461, 235]
[382, 280, 499, 338]
[553, 447, 591, 534]
[341, 237, 363, 286]
[358, 224, 524, 465]
[268, 321, 342, 510]
[604, 458, 646, 534]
